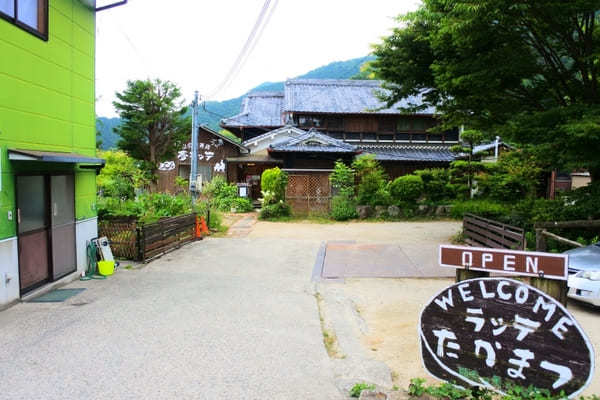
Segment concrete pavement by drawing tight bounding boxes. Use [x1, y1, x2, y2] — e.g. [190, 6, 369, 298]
[0, 237, 342, 400]
[0, 220, 461, 399]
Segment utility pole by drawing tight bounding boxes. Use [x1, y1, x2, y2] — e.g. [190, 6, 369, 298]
[189, 91, 199, 199]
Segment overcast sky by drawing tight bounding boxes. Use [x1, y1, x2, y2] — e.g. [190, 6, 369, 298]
[95, 0, 419, 117]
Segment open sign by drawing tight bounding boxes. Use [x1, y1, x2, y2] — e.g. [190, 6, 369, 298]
[440, 245, 568, 280]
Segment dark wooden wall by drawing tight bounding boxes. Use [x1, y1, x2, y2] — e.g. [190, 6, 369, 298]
[157, 128, 242, 193]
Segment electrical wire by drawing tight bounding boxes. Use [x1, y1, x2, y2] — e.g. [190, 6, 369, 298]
[206, 0, 277, 99]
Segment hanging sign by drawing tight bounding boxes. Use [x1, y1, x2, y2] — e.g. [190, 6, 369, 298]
[439, 245, 568, 280]
[419, 278, 594, 398]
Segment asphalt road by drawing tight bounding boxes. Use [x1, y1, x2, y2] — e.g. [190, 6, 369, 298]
[0, 237, 342, 400]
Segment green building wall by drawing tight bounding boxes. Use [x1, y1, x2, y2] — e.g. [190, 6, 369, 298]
[0, 0, 97, 241]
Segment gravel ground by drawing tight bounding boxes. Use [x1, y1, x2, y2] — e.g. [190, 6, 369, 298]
[328, 277, 600, 397]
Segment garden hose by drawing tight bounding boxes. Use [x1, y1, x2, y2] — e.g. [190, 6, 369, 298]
[80, 240, 106, 281]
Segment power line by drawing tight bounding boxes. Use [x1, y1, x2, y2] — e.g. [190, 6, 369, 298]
[223, 0, 279, 93]
[206, 0, 277, 99]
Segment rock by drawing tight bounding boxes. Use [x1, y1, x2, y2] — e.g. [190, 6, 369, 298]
[418, 205, 429, 215]
[359, 390, 388, 400]
[356, 205, 372, 219]
[435, 205, 452, 216]
[375, 206, 387, 218]
[387, 205, 400, 217]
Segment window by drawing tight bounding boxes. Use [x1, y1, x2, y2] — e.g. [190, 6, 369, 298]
[0, 0, 48, 40]
[396, 118, 412, 132]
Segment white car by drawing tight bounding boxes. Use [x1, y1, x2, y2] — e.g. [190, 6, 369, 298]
[566, 243, 600, 307]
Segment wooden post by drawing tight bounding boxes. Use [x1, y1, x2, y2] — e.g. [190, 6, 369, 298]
[456, 269, 488, 282]
[535, 229, 547, 252]
[532, 229, 567, 306]
[530, 277, 568, 305]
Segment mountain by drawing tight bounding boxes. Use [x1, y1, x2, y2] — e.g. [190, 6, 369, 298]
[97, 55, 375, 150]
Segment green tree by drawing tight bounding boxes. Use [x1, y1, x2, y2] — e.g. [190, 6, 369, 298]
[372, 1, 600, 181]
[113, 79, 191, 188]
[450, 130, 484, 197]
[97, 150, 147, 199]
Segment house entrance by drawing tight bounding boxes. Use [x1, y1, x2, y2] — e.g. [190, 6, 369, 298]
[16, 175, 76, 294]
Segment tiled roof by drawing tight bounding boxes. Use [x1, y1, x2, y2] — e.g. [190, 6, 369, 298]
[199, 125, 248, 152]
[284, 79, 435, 115]
[270, 129, 357, 153]
[358, 144, 455, 162]
[221, 91, 284, 127]
[221, 80, 436, 128]
[242, 125, 306, 147]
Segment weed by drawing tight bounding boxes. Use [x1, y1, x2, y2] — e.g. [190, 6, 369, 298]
[314, 292, 343, 359]
[350, 383, 376, 398]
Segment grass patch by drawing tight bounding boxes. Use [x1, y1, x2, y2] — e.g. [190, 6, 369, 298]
[350, 383, 376, 398]
[314, 292, 344, 358]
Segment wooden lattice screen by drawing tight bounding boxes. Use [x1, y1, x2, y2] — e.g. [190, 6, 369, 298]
[98, 218, 139, 260]
[286, 173, 331, 215]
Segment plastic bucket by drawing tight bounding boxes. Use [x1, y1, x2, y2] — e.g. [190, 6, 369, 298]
[97, 260, 115, 276]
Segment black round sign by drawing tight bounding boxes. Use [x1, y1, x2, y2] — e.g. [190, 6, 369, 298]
[419, 278, 594, 398]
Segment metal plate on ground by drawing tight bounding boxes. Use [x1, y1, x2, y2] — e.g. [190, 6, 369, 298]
[28, 288, 86, 303]
[320, 241, 454, 279]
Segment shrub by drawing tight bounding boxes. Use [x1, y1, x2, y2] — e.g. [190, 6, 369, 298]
[203, 176, 249, 212]
[415, 168, 455, 202]
[207, 209, 223, 231]
[330, 160, 355, 198]
[389, 175, 424, 203]
[231, 197, 253, 213]
[330, 195, 358, 221]
[450, 200, 510, 220]
[352, 155, 389, 206]
[259, 201, 291, 220]
[261, 167, 288, 204]
[97, 150, 147, 199]
[98, 193, 192, 223]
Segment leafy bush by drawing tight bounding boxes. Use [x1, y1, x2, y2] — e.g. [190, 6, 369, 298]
[97, 150, 147, 199]
[390, 175, 424, 203]
[261, 167, 288, 204]
[414, 168, 455, 202]
[259, 201, 291, 220]
[203, 176, 249, 212]
[231, 197, 253, 212]
[330, 160, 355, 198]
[330, 195, 358, 221]
[98, 193, 192, 224]
[450, 200, 510, 220]
[352, 155, 389, 206]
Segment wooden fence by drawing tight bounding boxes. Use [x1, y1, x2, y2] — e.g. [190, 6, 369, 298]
[463, 213, 526, 250]
[139, 214, 197, 262]
[98, 213, 198, 262]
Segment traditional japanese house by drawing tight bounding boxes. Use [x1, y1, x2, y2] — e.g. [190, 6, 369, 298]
[220, 79, 459, 206]
[221, 80, 459, 175]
